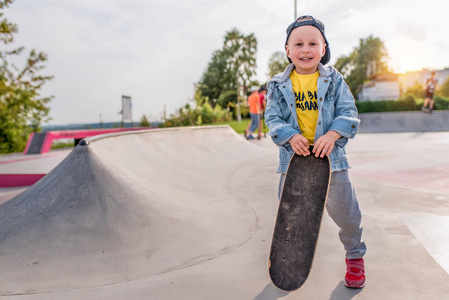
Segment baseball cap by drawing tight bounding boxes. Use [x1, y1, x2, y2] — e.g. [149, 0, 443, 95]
[251, 86, 258, 92]
[285, 15, 331, 65]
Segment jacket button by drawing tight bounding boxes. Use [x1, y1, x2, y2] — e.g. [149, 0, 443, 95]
[324, 80, 328, 83]
[351, 124, 356, 129]
[273, 134, 278, 138]
[319, 97, 322, 101]
[318, 122, 321, 125]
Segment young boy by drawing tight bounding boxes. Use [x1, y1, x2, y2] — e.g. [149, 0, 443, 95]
[264, 15, 366, 288]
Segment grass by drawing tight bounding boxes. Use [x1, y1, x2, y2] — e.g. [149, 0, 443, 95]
[51, 141, 75, 150]
[207, 119, 252, 134]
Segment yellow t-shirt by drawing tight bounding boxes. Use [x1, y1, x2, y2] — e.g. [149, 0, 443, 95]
[290, 70, 319, 144]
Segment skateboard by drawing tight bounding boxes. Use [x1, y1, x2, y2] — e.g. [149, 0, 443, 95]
[269, 150, 331, 292]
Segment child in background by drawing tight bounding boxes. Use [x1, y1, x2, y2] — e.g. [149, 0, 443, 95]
[258, 86, 267, 137]
[422, 71, 438, 113]
[245, 86, 261, 140]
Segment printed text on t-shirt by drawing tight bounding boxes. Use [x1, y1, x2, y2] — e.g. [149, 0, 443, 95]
[295, 91, 318, 111]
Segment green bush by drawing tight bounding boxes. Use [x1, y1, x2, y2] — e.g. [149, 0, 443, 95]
[404, 81, 425, 99]
[356, 95, 449, 113]
[161, 101, 232, 128]
[433, 96, 449, 110]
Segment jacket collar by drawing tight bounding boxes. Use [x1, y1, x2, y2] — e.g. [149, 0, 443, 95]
[270, 63, 332, 84]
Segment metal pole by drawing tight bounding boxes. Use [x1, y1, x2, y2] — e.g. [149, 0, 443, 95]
[294, 0, 297, 20]
[236, 70, 241, 122]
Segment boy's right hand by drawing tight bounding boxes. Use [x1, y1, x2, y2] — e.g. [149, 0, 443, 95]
[288, 134, 310, 156]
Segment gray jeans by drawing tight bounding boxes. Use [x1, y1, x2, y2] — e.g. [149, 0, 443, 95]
[248, 112, 259, 134]
[278, 170, 366, 259]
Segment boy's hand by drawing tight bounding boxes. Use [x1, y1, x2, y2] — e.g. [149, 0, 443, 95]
[288, 134, 310, 156]
[313, 130, 341, 158]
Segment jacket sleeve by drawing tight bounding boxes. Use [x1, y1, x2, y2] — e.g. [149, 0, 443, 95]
[264, 82, 299, 148]
[328, 71, 360, 139]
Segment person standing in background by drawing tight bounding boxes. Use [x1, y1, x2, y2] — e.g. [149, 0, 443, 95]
[422, 71, 438, 113]
[245, 86, 261, 140]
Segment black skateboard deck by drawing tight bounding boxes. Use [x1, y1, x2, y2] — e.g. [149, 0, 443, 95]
[269, 151, 331, 292]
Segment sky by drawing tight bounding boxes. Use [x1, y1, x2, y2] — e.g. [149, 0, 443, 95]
[5, 0, 448, 125]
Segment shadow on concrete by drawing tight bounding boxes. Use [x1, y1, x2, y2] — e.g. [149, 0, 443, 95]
[254, 283, 290, 300]
[329, 281, 363, 300]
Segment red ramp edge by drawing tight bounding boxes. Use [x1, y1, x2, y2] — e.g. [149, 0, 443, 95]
[0, 174, 46, 187]
[24, 127, 155, 154]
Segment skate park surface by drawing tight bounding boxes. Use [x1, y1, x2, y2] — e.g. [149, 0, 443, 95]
[1, 125, 449, 299]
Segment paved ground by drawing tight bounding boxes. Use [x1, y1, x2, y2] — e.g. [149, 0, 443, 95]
[358, 111, 449, 133]
[0, 126, 449, 299]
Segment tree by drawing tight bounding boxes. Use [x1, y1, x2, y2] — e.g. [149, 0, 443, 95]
[196, 49, 229, 106]
[268, 51, 290, 78]
[437, 76, 449, 98]
[196, 28, 257, 115]
[404, 81, 425, 98]
[334, 35, 389, 97]
[0, 0, 53, 153]
[140, 114, 150, 127]
[222, 29, 257, 94]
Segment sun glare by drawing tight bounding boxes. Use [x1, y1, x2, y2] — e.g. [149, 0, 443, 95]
[390, 57, 426, 74]
[387, 41, 443, 74]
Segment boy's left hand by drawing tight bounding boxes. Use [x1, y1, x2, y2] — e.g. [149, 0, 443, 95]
[313, 131, 342, 158]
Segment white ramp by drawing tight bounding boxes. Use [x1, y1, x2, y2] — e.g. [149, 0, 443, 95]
[0, 126, 273, 294]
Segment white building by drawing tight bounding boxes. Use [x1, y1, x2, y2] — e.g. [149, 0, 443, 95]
[398, 68, 449, 92]
[358, 68, 449, 101]
[358, 72, 400, 101]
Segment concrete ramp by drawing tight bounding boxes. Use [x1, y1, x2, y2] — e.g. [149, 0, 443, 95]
[0, 126, 267, 294]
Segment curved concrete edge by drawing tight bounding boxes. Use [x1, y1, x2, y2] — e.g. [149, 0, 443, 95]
[83, 125, 233, 144]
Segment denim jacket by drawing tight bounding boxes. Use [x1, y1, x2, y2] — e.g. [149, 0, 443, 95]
[265, 63, 360, 173]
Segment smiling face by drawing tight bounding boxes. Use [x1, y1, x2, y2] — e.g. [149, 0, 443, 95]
[285, 25, 326, 75]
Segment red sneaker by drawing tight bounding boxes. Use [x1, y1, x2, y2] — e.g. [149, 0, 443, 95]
[345, 258, 365, 288]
